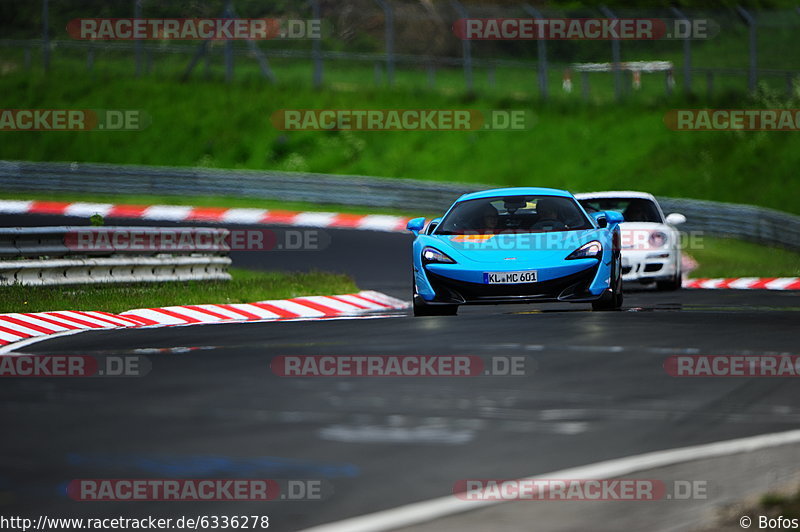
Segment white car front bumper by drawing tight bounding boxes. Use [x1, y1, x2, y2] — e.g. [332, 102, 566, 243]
[621, 248, 678, 282]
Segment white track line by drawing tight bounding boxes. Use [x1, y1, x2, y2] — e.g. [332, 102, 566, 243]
[0, 329, 89, 355]
[0, 313, 405, 355]
[300, 428, 800, 532]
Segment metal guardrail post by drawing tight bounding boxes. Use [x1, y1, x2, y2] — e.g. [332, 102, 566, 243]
[134, 0, 143, 77]
[450, 0, 474, 93]
[87, 42, 94, 73]
[374, 0, 395, 87]
[228, 4, 277, 83]
[670, 7, 692, 94]
[41, 0, 50, 73]
[736, 6, 757, 92]
[311, 0, 323, 89]
[581, 71, 590, 102]
[224, 0, 234, 83]
[522, 4, 548, 100]
[600, 6, 622, 101]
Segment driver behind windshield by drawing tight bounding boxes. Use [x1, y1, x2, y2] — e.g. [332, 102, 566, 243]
[532, 198, 567, 230]
[470, 203, 500, 232]
[622, 199, 660, 222]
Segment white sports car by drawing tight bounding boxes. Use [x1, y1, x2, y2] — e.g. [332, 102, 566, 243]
[575, 191, 686, 291]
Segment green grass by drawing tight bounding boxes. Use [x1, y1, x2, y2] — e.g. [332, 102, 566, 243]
[0, 268, 358, 314]
[1, 64, 800, 214]
[688, 237, 800, 277]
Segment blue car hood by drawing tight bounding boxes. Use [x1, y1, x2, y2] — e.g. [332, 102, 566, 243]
[430, 230, 603, 264]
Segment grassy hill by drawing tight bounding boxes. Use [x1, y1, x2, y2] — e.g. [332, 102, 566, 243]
[1, 64, 798, 214]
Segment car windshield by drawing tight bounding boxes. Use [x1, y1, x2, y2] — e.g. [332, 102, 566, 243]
[579, 197, 663, 223]
[435, 195, 593, 235]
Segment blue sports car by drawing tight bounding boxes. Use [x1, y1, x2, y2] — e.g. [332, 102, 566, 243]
[406, 187, 624, 316]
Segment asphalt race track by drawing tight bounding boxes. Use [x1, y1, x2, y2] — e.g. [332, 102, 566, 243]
[1, 212, 799, 530]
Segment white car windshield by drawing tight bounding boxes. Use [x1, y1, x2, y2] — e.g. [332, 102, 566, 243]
[579, 197, 663, 223]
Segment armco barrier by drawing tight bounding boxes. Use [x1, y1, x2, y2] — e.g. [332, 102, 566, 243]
[0, 226, 231, 286]
[1, 160, 799, 251]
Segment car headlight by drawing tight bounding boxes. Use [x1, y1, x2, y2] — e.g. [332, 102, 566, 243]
[566, 241, 602, 260]
[649, 231, 668, 248]
[422, 247, 456, 264]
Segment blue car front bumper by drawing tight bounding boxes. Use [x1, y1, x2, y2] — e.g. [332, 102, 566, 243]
[417, 261, 606, 305]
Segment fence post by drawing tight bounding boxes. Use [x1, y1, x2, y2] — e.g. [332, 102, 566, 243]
[581, 71, 590, 102]
[600, 6, 621, 101]
[41, 0, 50, 73]
[374, 0, 395, 86]
[224, 0, 234, 83]
[311, 0, 323, 89]
[451, 0, 473, 93]
[204, 46, 212, 79]
[522, 4, 548, 100]
[670, 7, 692, 94]
[134, 0, 143, 77]
[706, 70, 714, 99]
[87, 43, 94, 73]
[228, 4, 277, 83]
[736, 6, 757, 92]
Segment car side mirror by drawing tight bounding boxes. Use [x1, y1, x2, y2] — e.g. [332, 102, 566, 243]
[406, 217, 426, 235]
[604, 211, 624, 225]
[591, 212, 607, 228]
[592, 211, 624, 228]
[426, 217, 442, 235]
[666, 213, 686, 225]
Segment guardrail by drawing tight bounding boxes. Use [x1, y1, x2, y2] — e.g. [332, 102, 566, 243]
[0, 225, 232, 286]
[1, 160, 799, 251]
[656, 198, 800, 252]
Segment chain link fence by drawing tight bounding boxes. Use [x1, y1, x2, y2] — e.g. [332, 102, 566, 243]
[2, 1, 800, 101]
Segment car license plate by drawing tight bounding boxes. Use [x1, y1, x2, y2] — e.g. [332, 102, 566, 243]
[483, 271, 537, 284]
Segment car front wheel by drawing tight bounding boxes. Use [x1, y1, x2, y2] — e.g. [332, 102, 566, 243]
[656, 267, 682, 291]
[412, 276, 458, 316]
[592, 257, 623, 311]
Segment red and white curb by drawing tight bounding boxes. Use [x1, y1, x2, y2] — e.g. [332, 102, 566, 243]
[683, 277, 800, 290]
[0, 291, 409, 350]
[0, 199, 412, 233]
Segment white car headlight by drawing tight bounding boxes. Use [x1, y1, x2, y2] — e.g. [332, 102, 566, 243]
[649, 231, 668, 248]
